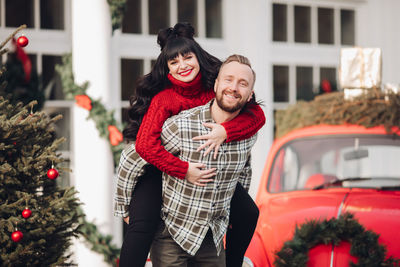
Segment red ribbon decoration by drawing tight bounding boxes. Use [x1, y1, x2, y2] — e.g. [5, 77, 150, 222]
[321, 79, 332, 93]
[108, 125, 123, 146]
[75, 95, 92, 110]
[12, 38, 32, 83]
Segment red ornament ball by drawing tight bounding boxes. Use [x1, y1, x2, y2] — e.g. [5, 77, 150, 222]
[17, 36, 29, 47]
[47, 168, 59, 180]
[22, 208, 32, 219]
[11, 230, 23, 242]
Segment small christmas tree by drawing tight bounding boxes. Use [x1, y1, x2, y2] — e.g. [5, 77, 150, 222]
[0, 26, 81, 266]
[0, 97, 81, 266]
[0, 25, 121, 267]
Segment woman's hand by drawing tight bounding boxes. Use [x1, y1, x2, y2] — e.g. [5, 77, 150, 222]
[186, 162, 216, 186]
[192, 122, 227, 159]
[123, 216, 129, 224]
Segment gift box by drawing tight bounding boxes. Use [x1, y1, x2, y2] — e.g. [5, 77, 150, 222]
[339, 47, 382, 90]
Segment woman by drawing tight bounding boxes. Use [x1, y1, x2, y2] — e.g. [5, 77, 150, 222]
[118, 22, 265, 267]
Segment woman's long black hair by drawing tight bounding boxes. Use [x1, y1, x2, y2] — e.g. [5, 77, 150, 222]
[123, 22, 222, 141]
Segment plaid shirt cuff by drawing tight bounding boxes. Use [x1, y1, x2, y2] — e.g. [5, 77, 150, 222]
[114, 202, 129, 218]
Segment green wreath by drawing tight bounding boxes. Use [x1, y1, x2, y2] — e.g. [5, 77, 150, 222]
[275, 213, 400, 267]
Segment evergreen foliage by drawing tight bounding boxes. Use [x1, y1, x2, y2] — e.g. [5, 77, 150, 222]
[275, 213, 400, 267]
[0, 53, 44, 112]
[276, 90, 400, 138]
[78, 213, 121, 266]
[0, 97, 81, 266]
[108, 0, 127, 33]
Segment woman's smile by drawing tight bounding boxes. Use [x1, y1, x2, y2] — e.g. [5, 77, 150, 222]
[179, 69, 193, 76]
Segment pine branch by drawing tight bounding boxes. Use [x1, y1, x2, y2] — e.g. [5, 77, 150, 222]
[0, 24, 27, 49]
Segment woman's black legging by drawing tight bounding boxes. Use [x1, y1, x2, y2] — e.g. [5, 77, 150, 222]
[118, 165, 259, 267]
[225, 182, 259, 267]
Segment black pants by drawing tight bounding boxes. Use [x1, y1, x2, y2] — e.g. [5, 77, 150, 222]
[119, 165, 259, 267]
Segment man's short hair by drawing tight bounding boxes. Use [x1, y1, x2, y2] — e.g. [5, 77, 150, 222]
[219, 54, 256, 88]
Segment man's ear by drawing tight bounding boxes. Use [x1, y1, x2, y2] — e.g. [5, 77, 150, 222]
[214, 79, 219, 93]
[247, 90, 254, 102]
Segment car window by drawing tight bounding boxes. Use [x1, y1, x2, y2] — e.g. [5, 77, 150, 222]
[268, 134, 400, 193]
[269, 146, 299, 193]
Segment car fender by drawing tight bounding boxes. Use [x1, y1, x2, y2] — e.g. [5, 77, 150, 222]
[244, 231, 271, 267]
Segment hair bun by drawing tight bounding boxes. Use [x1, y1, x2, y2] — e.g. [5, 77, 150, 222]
[157, 22, 195, 50]
[173, 22, 195, 39]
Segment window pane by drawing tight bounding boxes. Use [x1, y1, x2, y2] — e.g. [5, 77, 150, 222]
[121, 59, 143, 101]
[206, 0, 222, 38]
[5, 53, 37, 72]
[273, 4, 287, 42]
[40, 0, 64, 30]
[294, 5, 311, 43]
[296, 66, 313, 101]
[28, 54, 38, 73]
[273, 65, 289, 102]
[44, 107, 71, 151]
[273, 109, 279, 140]
[56, 159, 71, 188]
[341, 9, 355, 45]
[318, 8, 334, 44]
[122, 0, 141, 33]
[178, 0, 197, 35]
[43, 55, 64, 100]
[149, 0, 170, 35]
[6, 0, 34, 28]
[319, 67, 337, 94]
[122, 107, 130, 125]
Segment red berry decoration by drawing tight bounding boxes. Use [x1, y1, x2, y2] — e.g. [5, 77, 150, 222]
[47, 168, 59, 180]
[17, 35, 29, 47]
[11, 230, 23, 242]
[22, 208, 32, 219]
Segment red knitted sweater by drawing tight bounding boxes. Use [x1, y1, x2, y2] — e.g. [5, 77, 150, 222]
[135, 73, 265, 179]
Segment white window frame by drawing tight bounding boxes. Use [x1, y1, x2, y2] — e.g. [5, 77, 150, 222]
[271, 0, 360, 112]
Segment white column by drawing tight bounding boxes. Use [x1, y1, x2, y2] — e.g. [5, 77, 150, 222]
[223, 0, 274, 198]
[71, 1, 114, 266]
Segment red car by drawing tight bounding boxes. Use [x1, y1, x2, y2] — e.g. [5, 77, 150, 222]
[244, 124, 400, 267]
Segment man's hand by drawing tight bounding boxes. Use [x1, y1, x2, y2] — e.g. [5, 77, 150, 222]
[186, 162, 216, 186]
[193, 122, 227, 159]
[123, 216, 129, 224]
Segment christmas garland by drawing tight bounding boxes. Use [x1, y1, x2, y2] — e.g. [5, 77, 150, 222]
[55, 54, 124, 168]
[275, 213, 400, 267]
[55, 55, 123, 265]
[275, 90, 400, 138]
[107, 0, 127, 33]
[76, 208, 120, 267]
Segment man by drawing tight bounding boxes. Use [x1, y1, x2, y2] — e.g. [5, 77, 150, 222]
[149, 54, 258, 266]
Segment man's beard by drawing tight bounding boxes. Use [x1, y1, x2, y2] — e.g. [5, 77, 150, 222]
[215, 89, 248, 113]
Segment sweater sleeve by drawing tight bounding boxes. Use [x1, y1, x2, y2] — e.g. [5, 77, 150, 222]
[222, 103, 266, 142]
[135, 92, 189, 179]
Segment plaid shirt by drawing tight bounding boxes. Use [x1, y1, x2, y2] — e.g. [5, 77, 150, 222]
[114, 143, 148, 218]
[114, 100, 257, 255]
